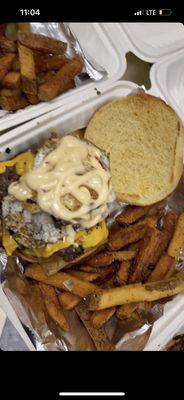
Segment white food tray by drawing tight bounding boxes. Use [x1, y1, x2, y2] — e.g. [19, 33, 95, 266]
[0, 23, 125, 132]
[149, 49, 184, 123]
[0, 80, 184, 351]
[104, 23, 184, 63]
[0, 306, 6, 338]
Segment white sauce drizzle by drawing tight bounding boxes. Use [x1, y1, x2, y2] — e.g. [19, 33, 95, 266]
[8, 136, 114, 229]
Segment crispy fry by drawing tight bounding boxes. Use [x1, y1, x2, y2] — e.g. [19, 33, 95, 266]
[167, 213, 184, 259]
[38, 58, 82, 101]
[117, 206, 150, 225]
[34, 53, 69, 74]
[147, 254, 175, 282]
[25, 264, 98, 298]
[76, 302, 115, 350]
[87, 272, 184, 310]
[67, 270, 100, 282]
[166, 335, 184, 351]
[2, 71, 20, 89]
[12, 56, 20, 71]
[117, 310, 144, 332]
[78, 264, 98, 273]
[94, 265, 116, 286]
[36, 70, 56, 85]
[116, 301, 152, 321]
[87, 250, 136, 268]
[26, 93, 39, 105]
[107, 223, 147, 251]
[5, 23, 17, 41]
[16, 23, 31, 33]
[128, 227, 162, 283]
[116, 261, 131, 285]
[91, 307, 116, 329]
[0, 88, 21, 96]
[101, 276, 116, 289]
[39, 282, 69, 331]
[151, 212, 178, 265]
[18, 43, 37, 94]
[58, 292, 81, 310]
[0, 53, 16, 81]
[127, 242, 140, 251]
[18, 31, 67, 54]
[0, 36, 17, 53]
[116, 303, 139, 320]
[0, 93, 28, 111]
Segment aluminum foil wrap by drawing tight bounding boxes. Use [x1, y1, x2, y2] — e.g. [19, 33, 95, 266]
[0, 171, 184, 351]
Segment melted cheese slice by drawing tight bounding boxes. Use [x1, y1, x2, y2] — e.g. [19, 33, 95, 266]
[0, 151, 34, 176]
[2, 230, 19, 256]
[2, 221, 108, 258]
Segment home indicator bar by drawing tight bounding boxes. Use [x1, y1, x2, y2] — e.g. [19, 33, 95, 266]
[59, 393, 126, 397]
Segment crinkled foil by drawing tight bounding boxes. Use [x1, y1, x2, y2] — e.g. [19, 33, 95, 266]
[1, 174, 184, 351]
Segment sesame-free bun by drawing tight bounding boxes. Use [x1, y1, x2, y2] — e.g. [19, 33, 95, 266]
[85, 93, 184, 205]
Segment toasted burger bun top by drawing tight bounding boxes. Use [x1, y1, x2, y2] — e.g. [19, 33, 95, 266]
[85, 93, 184, 206]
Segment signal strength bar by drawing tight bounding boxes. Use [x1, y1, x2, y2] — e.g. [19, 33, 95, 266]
[134, 10, 144, 15]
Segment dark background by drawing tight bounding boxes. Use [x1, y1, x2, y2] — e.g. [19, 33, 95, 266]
[1, 352, 182, 399]
[0, 2, 182, 22]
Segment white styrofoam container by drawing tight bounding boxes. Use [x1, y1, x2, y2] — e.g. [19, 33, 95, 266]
[0, 306, 6, 338]
[0, 80, 184, 351]
[149, 49, 184, 123]
[104, 23, 184, 63]
[0, 23, 126, 132]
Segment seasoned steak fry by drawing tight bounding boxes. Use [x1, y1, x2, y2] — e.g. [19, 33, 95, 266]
[117, 206, 150, 225]
[0, 93, 28, 111]
[38, 58, 82, 101]
[34, 53, 69, 74]
[0, 53, 16, 81]
[116, 261, 131, 285]
[167, 213, 184, 259]
[25, 264, 98, 298]
[18, 31, 67, 54]
[39, 282, 69, 331]
[91, 307, 116, 329]
[107, 223, 147, 251]
[151, 212, 178, 264]
[148, 254, 175, 282]
[0, 36, 17, 53]
[128, 227, 162, 283]
[18, 43, 37, 94]
[76, 302, 115, 350]
[2, 71, 20, 89]
[87, 271, 184, 310]
[58, 292, 81, 310]
[87, 250, 135, 267]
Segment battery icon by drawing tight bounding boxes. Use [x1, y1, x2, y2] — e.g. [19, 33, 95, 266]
[159, 9, 172, 16]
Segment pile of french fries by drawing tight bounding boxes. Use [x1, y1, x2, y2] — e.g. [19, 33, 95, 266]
[0, 23, 83, 111]
[24, 205, 184, 350]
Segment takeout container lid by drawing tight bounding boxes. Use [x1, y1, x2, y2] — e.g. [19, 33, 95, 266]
[0, 23, 126, 132]
[149, 49, 184, 123]
[103, 23, 184, 63]
[0, 80, 184, 351]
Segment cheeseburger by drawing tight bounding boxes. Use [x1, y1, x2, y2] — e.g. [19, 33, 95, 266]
[0, 134, 115, 272]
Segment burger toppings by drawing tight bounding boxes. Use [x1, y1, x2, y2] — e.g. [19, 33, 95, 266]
[8, 135, 115, 229]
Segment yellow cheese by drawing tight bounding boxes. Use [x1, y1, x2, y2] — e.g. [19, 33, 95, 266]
[22, 221, 108, 258]
[0, 151, 34, 175]
[2, 230, 19, 256]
